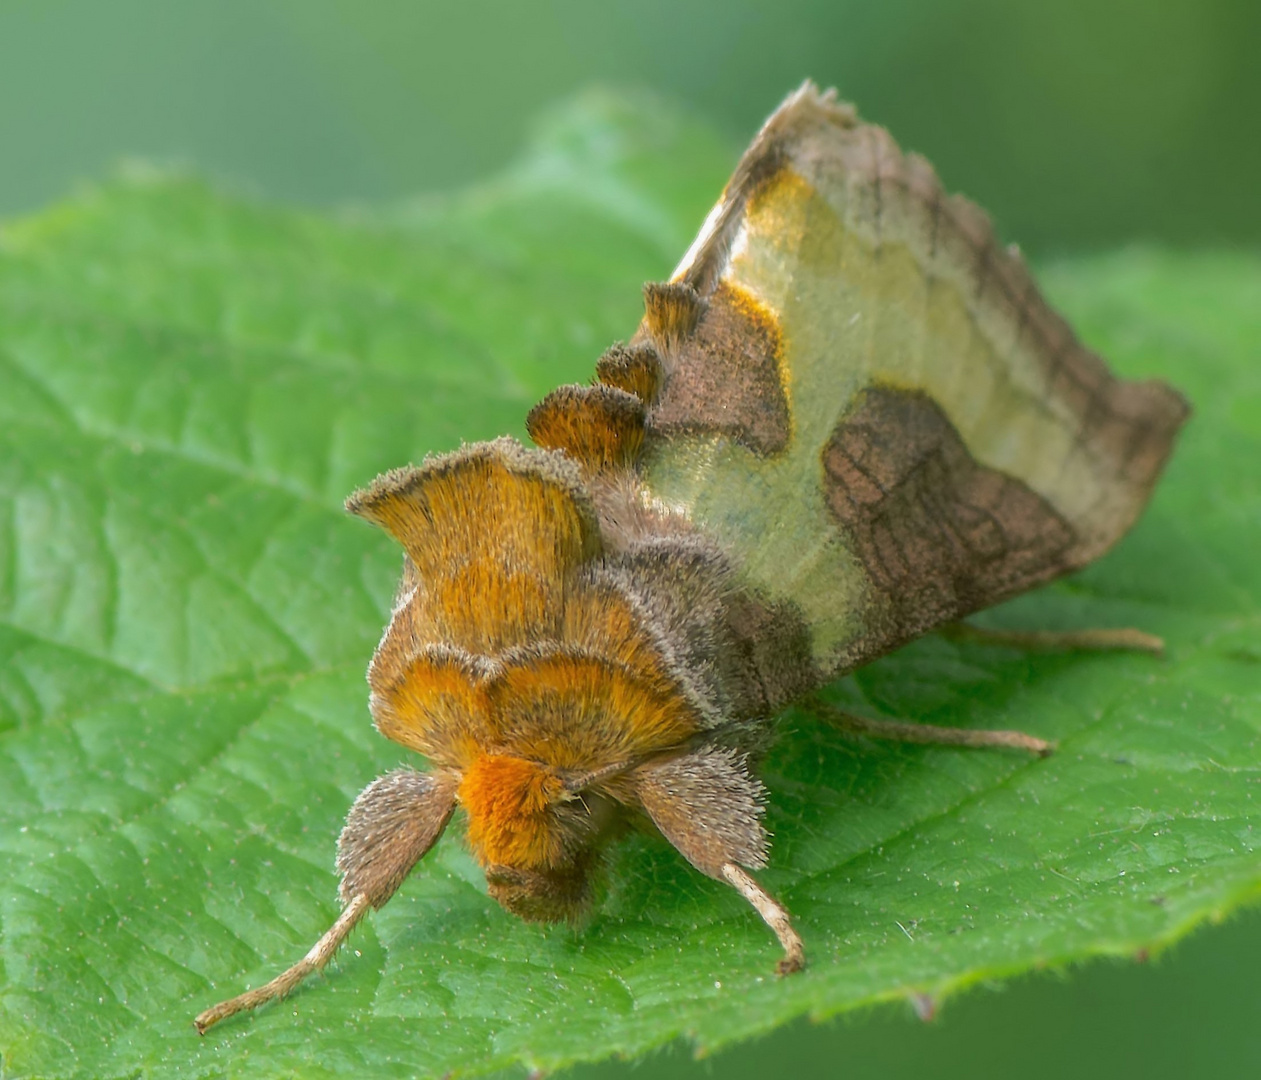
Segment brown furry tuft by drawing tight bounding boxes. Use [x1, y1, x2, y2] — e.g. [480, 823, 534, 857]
[632, 746, 769, 878]
[526, 383, 646, 473]
[641, 281, 704, 353]
[345, 437, 598, 547]
[595, 342, 664, 404]
[337, 768, 459, 907]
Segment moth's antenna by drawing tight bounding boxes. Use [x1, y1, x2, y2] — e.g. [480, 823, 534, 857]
[194, 893, 371, 1034]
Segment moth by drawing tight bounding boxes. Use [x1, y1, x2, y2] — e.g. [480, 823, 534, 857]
[196, 82, 1188, 1032]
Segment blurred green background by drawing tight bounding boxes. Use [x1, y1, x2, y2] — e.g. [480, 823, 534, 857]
[2, 1, 1256, 1077]
[3, 0, 1259, 253]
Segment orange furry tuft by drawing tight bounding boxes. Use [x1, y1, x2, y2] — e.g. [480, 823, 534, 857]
[459, 755, 567, 869]
[488, 651, 700, 768]
[526, 384, 646, 472]
[372, 649, 488, 765]
[561, 581, 677, 687]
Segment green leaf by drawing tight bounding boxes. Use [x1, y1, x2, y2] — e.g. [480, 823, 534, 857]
[0, 91, 1257, 1080]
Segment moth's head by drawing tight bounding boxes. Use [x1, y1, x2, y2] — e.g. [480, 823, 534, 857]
[458, 753, 613, 922]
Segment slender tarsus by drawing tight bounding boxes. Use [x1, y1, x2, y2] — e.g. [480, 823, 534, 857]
[194, 893, 371, 1034]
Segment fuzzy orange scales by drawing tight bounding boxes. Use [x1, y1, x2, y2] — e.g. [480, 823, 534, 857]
[346, 437, 701, 871]
[526, 384, 645, 473]
[459, 755, 568, 869]
[348, 438, 602, 652]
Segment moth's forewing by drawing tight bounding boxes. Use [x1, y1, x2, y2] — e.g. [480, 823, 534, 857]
[634, 84, 1188, 677]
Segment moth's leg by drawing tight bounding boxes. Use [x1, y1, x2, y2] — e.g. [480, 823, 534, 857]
[810, 698, 1054, 757]
[193, 894, 374, 1036]
[835, 621, 1164, 758]
[721, 863, 805, 974]
[629, 746, 805, 974]
[194, 768, 458, 1034]
[942, 621, 1164, 656]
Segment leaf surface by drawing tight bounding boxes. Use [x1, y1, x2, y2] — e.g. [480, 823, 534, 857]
[0, 92, 1257, 1079]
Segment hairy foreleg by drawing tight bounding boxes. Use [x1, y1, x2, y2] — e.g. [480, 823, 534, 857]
[194, 768, 458, 1033]
[631, 746, 806, 974]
